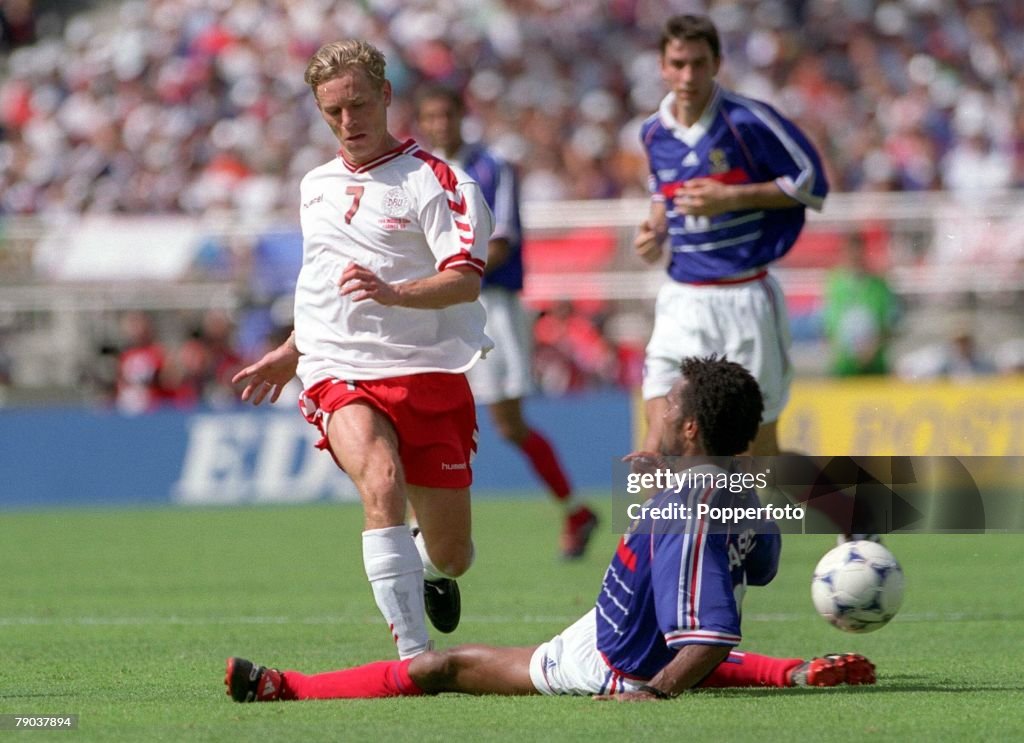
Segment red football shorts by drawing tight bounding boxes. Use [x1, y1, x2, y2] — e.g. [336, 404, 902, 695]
[299, 372, 477, 489]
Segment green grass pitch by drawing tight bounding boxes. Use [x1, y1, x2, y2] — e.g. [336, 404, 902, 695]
[1, 496, 1022, 741]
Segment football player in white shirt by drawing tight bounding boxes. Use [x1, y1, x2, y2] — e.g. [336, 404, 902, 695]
[232, 40, 494, 660]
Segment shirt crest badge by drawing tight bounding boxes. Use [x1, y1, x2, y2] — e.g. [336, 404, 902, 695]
[709, 148, 730, 175]
[382, 187, 410, 217]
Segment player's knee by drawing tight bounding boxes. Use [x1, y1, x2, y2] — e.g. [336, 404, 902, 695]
[489, 403, 529, 443]
[435, 546, 473, 578]
[409, 650, 459, 691]
[495, 419, 529, 444]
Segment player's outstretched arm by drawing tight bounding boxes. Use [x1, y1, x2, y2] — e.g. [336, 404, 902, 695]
[593, 644, 730, 702]
[231, 332, 300, 405]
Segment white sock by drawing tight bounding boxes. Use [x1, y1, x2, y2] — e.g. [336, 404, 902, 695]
[362, 526, 430, 659]
[413, 529, 474, 583]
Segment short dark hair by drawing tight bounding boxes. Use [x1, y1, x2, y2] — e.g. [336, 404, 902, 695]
[660, 14, 721, 59]
[413, 85, 464, 116]
[679, 355, 763, 456]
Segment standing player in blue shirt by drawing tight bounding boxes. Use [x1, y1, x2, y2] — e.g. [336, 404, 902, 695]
[415, 87, 599, 560]
[225, 356, 873, 702]
[635, 14, 828, 458]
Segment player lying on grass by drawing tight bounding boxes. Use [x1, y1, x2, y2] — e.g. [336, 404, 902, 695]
[225, 356, 875, 702]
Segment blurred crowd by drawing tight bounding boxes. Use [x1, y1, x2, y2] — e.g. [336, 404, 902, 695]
[1, 0, 1023, 217]
[70, 302, 643, 411]
[86, 308, 244, 412]
[2, 0, 1024, 407]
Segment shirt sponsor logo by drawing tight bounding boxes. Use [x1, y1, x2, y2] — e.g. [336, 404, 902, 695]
[303, 193, 324, 209]
[382, 187, 411, 216]
[658, 169, 678, 180]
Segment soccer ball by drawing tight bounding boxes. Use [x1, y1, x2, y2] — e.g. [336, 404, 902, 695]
[811, 540, 905, 633]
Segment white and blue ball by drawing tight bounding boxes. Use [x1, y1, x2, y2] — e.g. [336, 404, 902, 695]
[811, 540, 905, 633]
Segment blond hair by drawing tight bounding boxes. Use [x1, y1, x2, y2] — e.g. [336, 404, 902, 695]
[304, 40, 387, 97]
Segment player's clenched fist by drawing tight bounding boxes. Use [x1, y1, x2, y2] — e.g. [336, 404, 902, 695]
[634, 219, 665, 263]
[673, 177, 731, 217]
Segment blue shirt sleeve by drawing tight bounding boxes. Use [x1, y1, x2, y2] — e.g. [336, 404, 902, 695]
[728, 100, 829, 210]
[745, 520, 782, 587]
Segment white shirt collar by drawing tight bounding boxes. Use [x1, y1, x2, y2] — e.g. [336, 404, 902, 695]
[657, 84, 722, 148]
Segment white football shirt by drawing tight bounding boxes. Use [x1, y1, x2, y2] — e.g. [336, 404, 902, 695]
[294, 139, 494, 385]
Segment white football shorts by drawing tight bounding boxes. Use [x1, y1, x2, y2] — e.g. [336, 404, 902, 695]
[641, 272, 792, 423]
[529, 609, 647, 696]
[466, 286, 535, 406]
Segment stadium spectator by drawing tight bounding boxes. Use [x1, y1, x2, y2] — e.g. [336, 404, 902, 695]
[224, 355, 875, 703]
[0, 0, 35, 52]
[415, 85, 599, 559]
[113, 310, 175, 414]
[633, 14, 827, 456]
[896, 321, 997, 381]
[174, 309, 245, 408]
[822, 234, 900, 377]
[533, 301, 617, 394]
[231, 40, 493, 660]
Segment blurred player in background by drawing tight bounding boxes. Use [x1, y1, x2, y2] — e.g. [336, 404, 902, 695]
[225, 356, 873, 703]
[634, 14, 828, 456]
[822, 234, 900, 377]
[415, 86, 599, 559]
[232, 40, 494, 659]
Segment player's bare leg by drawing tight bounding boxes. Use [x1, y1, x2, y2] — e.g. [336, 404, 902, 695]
[407, 484, 471, 633]
[642, 396, 668, 452]
[327, 403, 430, 657]
[488, 397, 530, 444]
[411, 645, 539, 695]
[407, 485, 473, 578]
[328, 403, 406, 529]
[490, 398, 598, 558]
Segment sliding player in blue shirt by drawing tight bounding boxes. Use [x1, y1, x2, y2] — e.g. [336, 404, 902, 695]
[225, 356, 873, 702]
[636, 14, 828, 458]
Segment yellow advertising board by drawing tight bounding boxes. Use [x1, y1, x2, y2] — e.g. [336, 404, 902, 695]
[779, 377, 1024, 456]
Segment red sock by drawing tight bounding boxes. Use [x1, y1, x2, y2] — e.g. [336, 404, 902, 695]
[698, 650, 802, 688]
[519, 429, 572, 500]
[282, 660, 424, 700]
